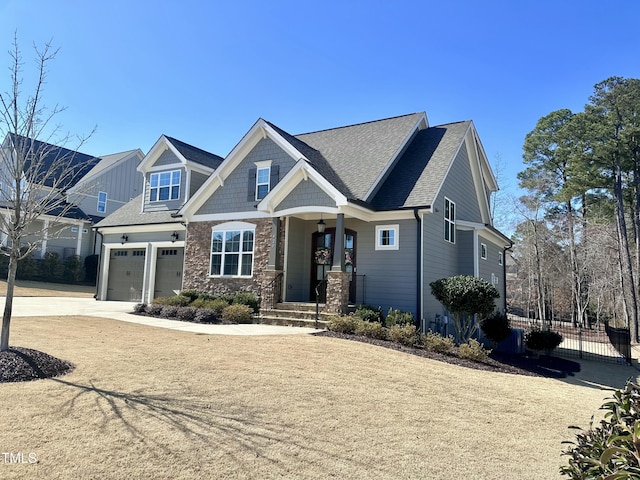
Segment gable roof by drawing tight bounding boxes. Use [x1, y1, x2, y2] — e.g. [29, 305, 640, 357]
[293, 112, 426, 201]
[94, 193, 180, 228]
[370, 121, 472, 210]
[68, 149, 143, 191]
[165, 136, 224, 170]
[6, 134, 100, 190]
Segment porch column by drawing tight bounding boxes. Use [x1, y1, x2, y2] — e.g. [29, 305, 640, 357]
[40, 219, 49, 259]
[75, 223, 84, 257]
[331, 213, 345, 271]
[267, 217, 280, 270]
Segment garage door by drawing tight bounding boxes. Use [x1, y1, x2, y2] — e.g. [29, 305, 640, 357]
[153, 247, 184, 299]
[106, 249, 146, 301]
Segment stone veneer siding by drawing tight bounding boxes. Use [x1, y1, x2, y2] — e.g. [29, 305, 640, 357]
[183, 218, 273, 297]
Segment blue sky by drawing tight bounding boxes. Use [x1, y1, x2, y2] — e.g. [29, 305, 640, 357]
[1, 0, 640, 230]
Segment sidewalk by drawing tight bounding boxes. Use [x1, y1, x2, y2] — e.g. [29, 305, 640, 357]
[4, 297, 323, 336]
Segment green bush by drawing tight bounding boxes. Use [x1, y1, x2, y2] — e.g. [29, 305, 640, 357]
[0, 254, 9, 277]
[176, 306, 198, 322]
[179, 289, 200, 302]
[328, 315, 361, 334]
[353, 305, 384, 323]
[63, 255, 84, 282]
[232, 292, 260, 313]
[388, 324, 418, 346]
[480, 312, 512, 345]
[84, 254, 99, 284]
[458, 339, 490, 361]
[222, 304, 253, 324]
[561, 381, 640, 478]
[422, 331, 455, 354]
[154, 295, 191, 307]
[41, 251, 63, 281]
[16, 248, 36, 280]
[525, 327, 563, 353]
[355, 320, 388, 340]
[385, 308, 415, 327]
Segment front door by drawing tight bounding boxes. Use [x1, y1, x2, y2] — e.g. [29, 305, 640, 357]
[310, 229, 357, 303]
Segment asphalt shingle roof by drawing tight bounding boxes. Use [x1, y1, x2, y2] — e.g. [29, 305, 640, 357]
[370, 121, 471, 210]
[165, 136, 224, 169]
[94, 194, 180, 228]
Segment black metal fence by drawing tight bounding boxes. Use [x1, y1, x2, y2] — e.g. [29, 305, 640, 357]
[508, 315, 632, 365]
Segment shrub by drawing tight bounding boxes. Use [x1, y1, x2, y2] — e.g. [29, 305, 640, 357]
[480, 312, 512, 345]
[561, 380, 640, 478]
[525, 327, 563, 353]
[388, 324, 418, 347]
[385, 308, 415, 327]
[160, 305, 179, 318]
[179, 289, 200, 302]
[145, 303, 164, 316]
[16, 248, 36, 280]
[422, 331, 455, 354]
[41, 251, 63, 281]
[232, 292, 260, 313]
[133, 303, 147, 314]
[176, 306, 198, 322]
[63, 255, 84, 282]
[355, 320, 388, 340]
[193, 308, 218, 324]
[353, 305, 384, 324]
[84, 254, 99, 283]
[458, 339, 490, 361]
[328, 315, 361, 334]
[430, 275, 500, 344]
[222, 304, 253, 324]
[154, 295, 191, 307]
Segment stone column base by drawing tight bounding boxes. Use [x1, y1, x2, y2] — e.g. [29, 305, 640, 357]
[325, 271, 350, 314]
[260, 270, 283, 311]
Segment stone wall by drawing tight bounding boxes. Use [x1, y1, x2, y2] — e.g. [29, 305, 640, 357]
[325, 271, 350, 314]
[183, 218, 272, 297]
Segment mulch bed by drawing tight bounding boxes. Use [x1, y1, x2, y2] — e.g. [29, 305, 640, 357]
[315, 331, 581, 378]
[0, 347, 74, 383]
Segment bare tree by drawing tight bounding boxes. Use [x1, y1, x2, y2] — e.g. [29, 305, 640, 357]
[0, 35, 93, 351]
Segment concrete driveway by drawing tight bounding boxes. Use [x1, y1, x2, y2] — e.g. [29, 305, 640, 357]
[3, 296, 322, 336]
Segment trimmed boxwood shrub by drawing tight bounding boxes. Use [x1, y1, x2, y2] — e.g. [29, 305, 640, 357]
[353, 305, 384, 324]
[355, 320, 388, 340]
[388, 324, 418, 346]
[222, 304, 253, 324]
[385, 308, 415, 327]
[422, 331, 455, 354]
[232, 292, 260, 313]
[480, 312, 512, 345]
[525, 327, 563, 353]
[63, 255, 84, 282]
[193, 308, 218, 324]
[458, 339, 490, 361]
[41, 252, 63, 282]
[328, 315, 361, 334]
[179, 289, 200, 302]
[176, 306, 198, 321]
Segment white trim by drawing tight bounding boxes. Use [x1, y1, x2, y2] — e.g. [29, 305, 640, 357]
[499, 251, 504, 266]
[255, 161, 272, 201]
[148, 169, 181, 202]
[481, 242, 487, 260]
[375, 224, 399, 250]
[283, 216, 290, 303]
[444, 197, 456, 244]
[209, 224, 256, 277]
[473, 230, 479, 276]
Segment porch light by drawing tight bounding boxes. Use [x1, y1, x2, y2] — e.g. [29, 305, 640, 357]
[120, 234, 128, 244]
[317, 218, 326, 233]
[171, 231, 179, 242]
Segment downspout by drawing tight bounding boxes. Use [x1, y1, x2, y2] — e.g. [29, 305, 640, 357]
[93, 228, 103, 300]
[413, 208, 422, 328]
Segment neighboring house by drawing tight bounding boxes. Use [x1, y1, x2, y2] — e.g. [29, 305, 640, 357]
[94, 111, 511, 325]
[94, 135, 224, 302]
[0, 134, 143, 262]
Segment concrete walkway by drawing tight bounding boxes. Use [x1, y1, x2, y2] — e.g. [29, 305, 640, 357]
[4, 297, 323, 336]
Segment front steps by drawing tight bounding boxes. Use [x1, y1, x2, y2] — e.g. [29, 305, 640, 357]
[259, 302, 334, 329]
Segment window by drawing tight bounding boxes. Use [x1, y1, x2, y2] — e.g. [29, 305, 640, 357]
[375, 224, 399, 250]
[149, 170, 181, 202]
[481, 243, 487, 260]
[97, 191, 107, 213]
[444, 197, 455, 244]
[210, 228, 255, 276]
[498, 251, 504, 266]
[256, 166, 270, 200]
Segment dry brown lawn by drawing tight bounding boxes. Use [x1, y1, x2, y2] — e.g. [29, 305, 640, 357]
[0, 280, 94, 297]
[1, 315, 638, 479]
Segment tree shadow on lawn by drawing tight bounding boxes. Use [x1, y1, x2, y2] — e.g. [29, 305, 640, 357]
[48, 377, 380, 474]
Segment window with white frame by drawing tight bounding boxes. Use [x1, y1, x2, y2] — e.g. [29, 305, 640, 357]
[210, 226, 255, 276]
[444, 197, 455, 243]
[256, 164, 271, 200]
[149, 170, 181, 202]
[97, 191, 107, 213]
[375, 224, 399, 250]
[499, 251, 504, 266]
[481, 243, 487, 260]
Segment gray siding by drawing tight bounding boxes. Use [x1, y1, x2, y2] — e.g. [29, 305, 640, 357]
[196, 138, 296, 215]
[276, 180, 334, 211]
[478, 238, 506, 311]
[190, 171, 209, 197]
[154, 149, 181, 167]
[457, 230, 474, 276]
[284, 217, 311, 302]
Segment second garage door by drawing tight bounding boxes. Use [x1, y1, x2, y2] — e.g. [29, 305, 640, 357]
[106, 249, 146, 301]
[153, 247, 184, 299]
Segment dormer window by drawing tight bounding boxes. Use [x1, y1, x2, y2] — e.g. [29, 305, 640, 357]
[150, 170, 181, 202]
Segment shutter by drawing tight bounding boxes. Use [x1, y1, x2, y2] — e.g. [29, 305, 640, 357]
[270, 165, 280, 189]
[247, 168, 257, 201]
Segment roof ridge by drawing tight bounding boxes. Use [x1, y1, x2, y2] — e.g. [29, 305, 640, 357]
[431, 120, 472, 128]
[294, 112, 425, 136]
[164, 135, 222, 158]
